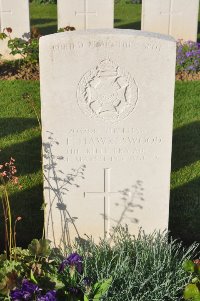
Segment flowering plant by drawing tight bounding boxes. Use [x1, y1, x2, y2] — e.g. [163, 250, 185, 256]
[176, 40, 200, 73]
[0, 156, 22, 258]
[0, 239, 112, 301]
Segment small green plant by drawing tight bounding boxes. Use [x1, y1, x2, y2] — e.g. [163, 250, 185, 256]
[0, 27, 40, 65]
[7, 37, 39, 65]
[182, 259, 200, 300]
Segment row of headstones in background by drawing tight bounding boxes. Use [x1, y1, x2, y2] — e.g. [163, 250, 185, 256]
[57, 0, 199, 41]
[58, 0, 114, 30]
[0, 0, 199, 58]
[0, 0, 30, 59]
[142, 0, 200, 42]
[40, 29, 176, 247]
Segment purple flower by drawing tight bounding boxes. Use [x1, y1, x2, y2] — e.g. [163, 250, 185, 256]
[37, 291, 57, 301]
[68, 287, 81, 296]
[59, 253, 83, 273]
[83, 277, 92, 287]
[10, 289, 24, 300]
[10, 280, 40, 301]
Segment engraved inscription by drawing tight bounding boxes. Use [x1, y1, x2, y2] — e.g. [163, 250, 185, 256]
[77, 59, 138, 122]
[65, 128, 163, 162]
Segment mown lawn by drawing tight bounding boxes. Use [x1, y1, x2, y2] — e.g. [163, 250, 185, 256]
[0, 2, 200, 249]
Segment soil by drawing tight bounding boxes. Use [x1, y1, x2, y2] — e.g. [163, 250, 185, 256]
[176, 71, 200, 81]
[0, 61, 200, 81]
[0, 61, 39, 80]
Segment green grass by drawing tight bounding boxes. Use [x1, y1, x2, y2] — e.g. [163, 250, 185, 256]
[169, 81, 200, 245]
[30, 1, 200, 41]
[30, 3, 57, 35]
[0, 81, 43, 248]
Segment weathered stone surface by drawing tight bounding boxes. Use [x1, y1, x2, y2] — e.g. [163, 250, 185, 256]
[40, 29, 176, 248]
[142, 0, 199, 41]
[57, 0, 114, 30]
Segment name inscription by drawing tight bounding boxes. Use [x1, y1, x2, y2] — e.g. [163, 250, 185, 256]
[66, 128, 162, 162]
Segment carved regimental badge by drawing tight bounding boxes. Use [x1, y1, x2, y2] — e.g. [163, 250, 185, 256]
[77, 59, 138, 122]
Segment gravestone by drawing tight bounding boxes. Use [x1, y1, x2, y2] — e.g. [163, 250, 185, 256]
[142, 0, 199, 41]
[57, 0, 114, 30]
[0, 0, 30, 59]
[40, 29, 176, 248]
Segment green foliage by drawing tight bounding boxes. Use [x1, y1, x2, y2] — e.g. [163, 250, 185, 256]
[0, 33, 7, 40]
[92, 278, 112, 301]
[184, 284, 200, 300]
[0, 259, 22, 296]
[0, 239, 112, 301]
[76, 228, 198, 301]
[183, 260, 195, 273]
[28, 239, 51, 257]
[182, 260, 200, 300]
[7, 37, 39, 64]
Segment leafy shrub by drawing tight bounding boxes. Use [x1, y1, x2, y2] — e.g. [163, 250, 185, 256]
[76, 228, 198, 301]
[176, 40, 200, 73]
[0, 239, 112, 301]
[0, 27, 40, 64]
[7, 37, 39, 64]
[0, 226, 198, 301]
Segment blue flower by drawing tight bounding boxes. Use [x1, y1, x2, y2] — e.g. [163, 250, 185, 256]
[10, 279, 40, 301]
[37, 290, 57, 301]
[68, 287, 80, 295]
[10, 289, 24, 300]
[59, 253, 83, 273]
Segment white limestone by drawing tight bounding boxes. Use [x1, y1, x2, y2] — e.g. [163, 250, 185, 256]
[0, 0, 30, 59]
[40, 29, 176, 248]
[142, 0, 199, 41]
[57, 0, 114, 30]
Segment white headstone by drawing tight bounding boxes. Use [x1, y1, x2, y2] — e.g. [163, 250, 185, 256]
[40, 29, 176, 248]
[0, 0, 30, 59]
[142, 0, 199, 41]
[57, 0, 114, 30]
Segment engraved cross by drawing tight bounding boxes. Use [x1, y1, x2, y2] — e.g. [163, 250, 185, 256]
[84, 168, 120, 238]
[75, 0, 97, 30]
[160, 0, 182, 35]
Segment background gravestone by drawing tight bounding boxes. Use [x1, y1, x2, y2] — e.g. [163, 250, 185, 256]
[0, 0, 30, 59]
[40, 29, 176, 248]
[57, 0, 114, 30]
[142, 0, 199, 41]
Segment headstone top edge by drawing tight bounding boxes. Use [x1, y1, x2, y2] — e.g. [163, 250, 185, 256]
[39, 29, 176, 44]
